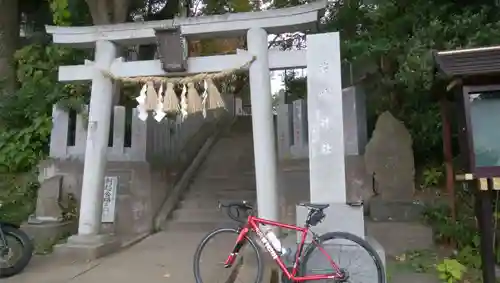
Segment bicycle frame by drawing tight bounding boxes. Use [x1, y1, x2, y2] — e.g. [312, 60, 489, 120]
[224, 215, 343, 282]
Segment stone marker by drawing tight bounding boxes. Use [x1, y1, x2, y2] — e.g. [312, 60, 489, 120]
[345, 155, 374, 207]
[364, 111, 415, 201]
[33, 176, 64, 222]
[364, 111, 421, 222]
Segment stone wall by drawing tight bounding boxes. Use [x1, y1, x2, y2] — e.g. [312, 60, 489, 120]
[24, 96, 234, 246]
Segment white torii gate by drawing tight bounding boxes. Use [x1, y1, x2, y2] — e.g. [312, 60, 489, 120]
[45, 1, 355, 251]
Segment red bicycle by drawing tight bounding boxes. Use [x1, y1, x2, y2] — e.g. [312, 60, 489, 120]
[193, 200, 385, 283]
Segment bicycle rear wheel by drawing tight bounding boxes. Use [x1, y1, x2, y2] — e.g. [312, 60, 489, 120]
[300, 231, 385, 283]
[193, 227, 263, 283]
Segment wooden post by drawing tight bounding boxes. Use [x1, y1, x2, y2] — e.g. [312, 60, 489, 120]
[476, 178, 496, 283]
[440, 98, 456, 227]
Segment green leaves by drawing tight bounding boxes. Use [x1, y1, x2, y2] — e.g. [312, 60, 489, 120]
[49, 0, 72, 26]
[0, 40, 88, 221]
[0, 116, 52, 173]
[436, 259, 466, 283]
[3, 44, 88, 128]
[317, 0, 500, 165]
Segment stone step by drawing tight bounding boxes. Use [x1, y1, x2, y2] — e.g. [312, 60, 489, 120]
[197, 160, 254, 169]
[388, 268, 440, 283]
[179, 198, 257, 209]
[368, 198, 426, 222]
[190, 175, 256, 185]
[188, 185, 256, 193]
[185, 190, 256, 200]
[163, 221, 238, 232]
[366, 221, 434, 257]
[172, 209, 231, 223]
[189, 181, 255, 188]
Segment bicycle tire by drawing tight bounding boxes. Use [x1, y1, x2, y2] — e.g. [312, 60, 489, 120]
[193, 227, 264, 283]
[300, 231, 385, 283]
[0, 226, 34, 278]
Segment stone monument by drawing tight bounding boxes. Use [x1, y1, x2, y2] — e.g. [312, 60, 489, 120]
[364, 111, 422, 221]
[22, 160, 79, 246]
[293, 32, 385, 283]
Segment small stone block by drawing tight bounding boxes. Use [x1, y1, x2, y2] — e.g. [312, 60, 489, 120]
[21, 220, 77, 247]
[35, 175, 63, 220]
[53, 234, 120, 261]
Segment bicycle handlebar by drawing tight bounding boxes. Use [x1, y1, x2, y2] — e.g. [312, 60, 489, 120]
[218, 200, 254, 223]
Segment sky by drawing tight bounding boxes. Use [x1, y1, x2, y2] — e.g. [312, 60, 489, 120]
[270, 70, 284, 94]
[267, 32, 307, 95]
[269, 50, 307, 94]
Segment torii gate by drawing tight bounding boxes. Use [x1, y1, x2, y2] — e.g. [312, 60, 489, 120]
[44, 1, 352, 253]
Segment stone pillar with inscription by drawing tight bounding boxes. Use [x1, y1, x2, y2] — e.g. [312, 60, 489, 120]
[290, 99, 308, 159]
[276, 90, 292, 160]
[299, 32, 363, 235]
[295, 32, 385, 281]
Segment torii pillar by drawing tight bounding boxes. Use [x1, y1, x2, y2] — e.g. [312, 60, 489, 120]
[247, 27, 280, 222]
[59, 40, 121, 256]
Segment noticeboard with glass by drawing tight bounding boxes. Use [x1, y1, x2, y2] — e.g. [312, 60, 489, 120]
[462, 86, 500, 177]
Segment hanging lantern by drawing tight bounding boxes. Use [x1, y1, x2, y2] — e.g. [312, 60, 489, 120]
[155, 27, 188, 73]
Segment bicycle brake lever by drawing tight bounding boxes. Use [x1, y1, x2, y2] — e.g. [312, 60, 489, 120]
[217, 201, 222, 211]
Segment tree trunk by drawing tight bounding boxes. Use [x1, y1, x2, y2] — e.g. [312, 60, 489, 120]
[0, 0, 19, 95]
[138, 0, 182, 60]
[85, 0, 132, 105]
[85, 0, 131, 25]
[85, 0, 110, 25]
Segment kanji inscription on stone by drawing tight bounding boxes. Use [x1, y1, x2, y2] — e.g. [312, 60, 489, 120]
[306, 32, 346, 203]
[101, 176, 118, 223]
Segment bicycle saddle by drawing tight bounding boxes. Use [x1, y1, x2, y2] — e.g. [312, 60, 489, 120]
[298, 202, 329, 210]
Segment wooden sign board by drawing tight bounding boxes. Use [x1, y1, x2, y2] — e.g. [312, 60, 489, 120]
[155, 28, 188, 73]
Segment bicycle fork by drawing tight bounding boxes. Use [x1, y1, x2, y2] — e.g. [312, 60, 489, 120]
[224, 227, 249, 268]
[0, 225, 8, 258]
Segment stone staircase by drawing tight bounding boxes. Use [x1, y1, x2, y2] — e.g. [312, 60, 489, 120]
[163, 117, 257, 232]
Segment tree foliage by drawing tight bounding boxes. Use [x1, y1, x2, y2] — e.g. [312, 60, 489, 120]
[318, 0, 500, 165]
[0, 0, 89, 223]
[2, 0, 500, 230]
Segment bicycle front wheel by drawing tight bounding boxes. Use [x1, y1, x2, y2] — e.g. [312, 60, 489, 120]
[193, 227, 263, 283]
[300, 231, 385, 283]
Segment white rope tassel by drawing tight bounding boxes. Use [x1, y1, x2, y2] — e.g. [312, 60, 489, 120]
[201, 80, 208, 118]
[206, 78, 226, 113]
[145, 81, 158, 111]
[163, 82, 180, 114]
[186, 82, 203, 114]
[154, 83, 166, 122]
[180, 84, 188, 121]
[136, 83, 148, 121]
